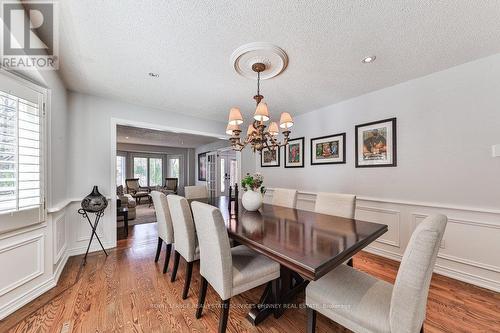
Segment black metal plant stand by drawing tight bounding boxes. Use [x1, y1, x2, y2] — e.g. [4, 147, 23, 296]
[78, 208, 108, 265]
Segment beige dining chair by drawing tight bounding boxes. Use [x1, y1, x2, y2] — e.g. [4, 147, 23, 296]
[315, 192, 356, 219]
[272, 188, 297, 208]
[150, 191, 174, 274]
[315, 192, 357, 266]
[166, 194, 200, 299]
[306, 214, 447, 333]
[184, 185, 208, 199]
[191, 201, 281, 333]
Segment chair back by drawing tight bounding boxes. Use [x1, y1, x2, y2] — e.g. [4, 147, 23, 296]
[150, 191, 174, 244]
[167, 195, 197, 262]
[272, 188, 297, 208]
[315, 192, 356, 218]
[125, 178, 140, 193]
[191, 201, 233, 300]
[164, 178, 178, 192]
[184, 185, 208, 199]
[390, 214, 447, 333]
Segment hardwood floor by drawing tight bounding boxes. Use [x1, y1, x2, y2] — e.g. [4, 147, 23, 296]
[1, 223, 499, 333]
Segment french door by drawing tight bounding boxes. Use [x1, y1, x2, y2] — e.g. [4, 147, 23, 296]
[206, 151, 218, 197]
[218, 150, 237, 197]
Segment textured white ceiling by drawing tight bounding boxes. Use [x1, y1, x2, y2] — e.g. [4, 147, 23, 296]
[116, 125, 225, 148]
[58, 1, 500, 122]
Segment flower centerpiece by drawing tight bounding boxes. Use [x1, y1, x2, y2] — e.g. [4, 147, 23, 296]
[240, 172, 266, 211]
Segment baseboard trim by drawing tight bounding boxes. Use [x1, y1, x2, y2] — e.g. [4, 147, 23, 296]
[53, 251, 69, 283]
[0, 277, 56, 320]
[66, 241, 114, 257]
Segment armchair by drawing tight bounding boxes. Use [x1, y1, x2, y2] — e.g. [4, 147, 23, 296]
[162, 177, 178, 195]
[125, 178, 150, 204]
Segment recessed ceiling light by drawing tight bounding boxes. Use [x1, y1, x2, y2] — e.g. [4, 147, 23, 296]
[148, 72, 159, 78]
[362, 56, 376, 63]
[125, 136, 129, 139]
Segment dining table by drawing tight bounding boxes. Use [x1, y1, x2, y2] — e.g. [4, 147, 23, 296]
[188, 196, 388, 326]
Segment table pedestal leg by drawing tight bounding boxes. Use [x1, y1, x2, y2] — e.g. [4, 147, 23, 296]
[246, 266, 309, 326]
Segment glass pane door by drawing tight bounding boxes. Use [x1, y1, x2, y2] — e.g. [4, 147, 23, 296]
[206, 152, 217, 197]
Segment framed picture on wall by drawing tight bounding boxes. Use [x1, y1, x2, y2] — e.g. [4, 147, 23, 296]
[284, 137, 305, 168]
[261, 146, 280, 167]
[310, 132, 346, 165]
[355, 117, 397, 168]
[198, 152, 207, 181]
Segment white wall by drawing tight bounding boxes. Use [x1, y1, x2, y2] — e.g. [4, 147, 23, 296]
[257, 54, 500, 291]
[258, 54, 500, 209]
[65, 92, 227, 256]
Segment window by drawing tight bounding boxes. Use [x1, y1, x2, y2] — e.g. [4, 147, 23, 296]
[167, 157, 179, 179]
[116, 155, 126, 187]
[149, 158, 162, 186]
[133, 157, 148, 186]
[133, 156, 164, 187]
[0, 72, 44, 221]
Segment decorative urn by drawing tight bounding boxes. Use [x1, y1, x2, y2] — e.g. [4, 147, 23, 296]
[81, 186, 108, 212]
[240, 173, 265, 212]
[242, 190, 263, 212]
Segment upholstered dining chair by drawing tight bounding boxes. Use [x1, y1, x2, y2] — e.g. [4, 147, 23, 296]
[166, 194, 199, 299]
[315, 192, 356, 219]
[272, 188, 297, 208]
[191, 201, 280, 333]
[315, 192, 357, 266]
[306, 214, 447, 333]
[150, 191, 174, 274]
[184, 185, 208, 199]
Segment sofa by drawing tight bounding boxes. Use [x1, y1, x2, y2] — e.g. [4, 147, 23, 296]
[117, 185, 136, 221]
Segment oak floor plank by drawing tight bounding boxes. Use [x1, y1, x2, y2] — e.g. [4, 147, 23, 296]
[1, 223, 498, 333]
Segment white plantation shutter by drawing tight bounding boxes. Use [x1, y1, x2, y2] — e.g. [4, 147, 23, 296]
[0, 72, 45, 231]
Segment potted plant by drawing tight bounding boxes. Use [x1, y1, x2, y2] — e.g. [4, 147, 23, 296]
[240, 173, 266, 211]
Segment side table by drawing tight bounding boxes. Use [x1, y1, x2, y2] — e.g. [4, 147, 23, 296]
[117, 206, 129, 237]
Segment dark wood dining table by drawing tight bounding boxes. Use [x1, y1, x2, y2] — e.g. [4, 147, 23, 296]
[188, 196, 388, 325]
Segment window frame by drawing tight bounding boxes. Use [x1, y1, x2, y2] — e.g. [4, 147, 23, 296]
[148, 157, 163, 187]
[0, 69, 48, 225]
[131, 153, 164, 187]
[116, 153, 126, 188]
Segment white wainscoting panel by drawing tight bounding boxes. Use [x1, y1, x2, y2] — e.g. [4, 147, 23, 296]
[356, 206, 401, 247]
[0, 234, 44, 297]
[53, 212, 67, 264]
[265, 188, 500, 292]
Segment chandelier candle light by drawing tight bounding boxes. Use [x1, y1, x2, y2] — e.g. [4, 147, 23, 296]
[227, 62, 294, 153]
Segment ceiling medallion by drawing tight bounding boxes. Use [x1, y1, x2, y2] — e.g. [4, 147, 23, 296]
[226, 44, 293, 153]
[230, 42, 288, 80]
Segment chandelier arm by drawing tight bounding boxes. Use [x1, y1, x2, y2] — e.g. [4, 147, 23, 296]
[264, 132, 278, 147]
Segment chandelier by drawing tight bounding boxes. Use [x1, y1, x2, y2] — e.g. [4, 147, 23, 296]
[226, 62, 294, 152]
